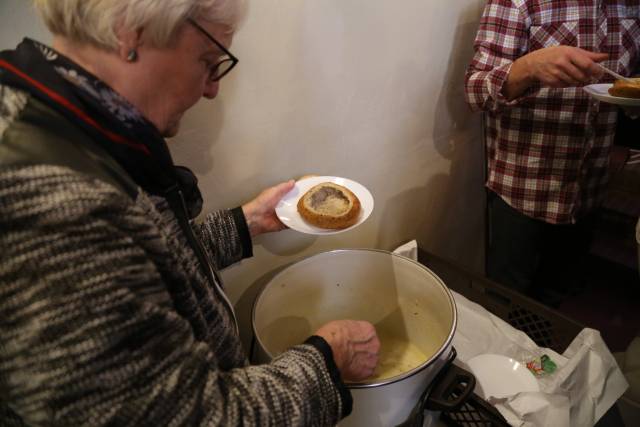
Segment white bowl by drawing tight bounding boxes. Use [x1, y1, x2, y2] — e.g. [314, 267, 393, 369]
[467, 353, 540, 399]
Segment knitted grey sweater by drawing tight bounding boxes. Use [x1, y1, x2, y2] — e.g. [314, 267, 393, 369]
[0, 86, 346, 426]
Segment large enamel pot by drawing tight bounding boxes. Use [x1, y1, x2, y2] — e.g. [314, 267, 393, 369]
[252, 249, 475, 426]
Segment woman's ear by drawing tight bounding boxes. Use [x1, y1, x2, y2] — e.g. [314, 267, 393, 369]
[116, 26, 144, 62]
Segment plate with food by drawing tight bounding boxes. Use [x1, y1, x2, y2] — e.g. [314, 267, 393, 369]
[583, 79, 640, 106]
[276, 176, 374, 235]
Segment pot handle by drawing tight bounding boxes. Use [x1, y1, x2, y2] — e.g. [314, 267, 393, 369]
[395, 347, 476, 427]
[424, 347, 476, 411]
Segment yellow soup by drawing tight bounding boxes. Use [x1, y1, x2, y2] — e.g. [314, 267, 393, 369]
[369, 330, 428, 381]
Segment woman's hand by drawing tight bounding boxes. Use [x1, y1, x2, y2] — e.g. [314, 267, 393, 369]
[242, 180, 295, 237]
[314, 320, 380, 382]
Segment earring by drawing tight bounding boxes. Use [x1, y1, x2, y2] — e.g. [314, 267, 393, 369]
[126, 50, 138, 62]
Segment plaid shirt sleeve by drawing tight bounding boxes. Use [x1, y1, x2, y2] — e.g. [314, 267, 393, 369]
[464, 0, 539, 112]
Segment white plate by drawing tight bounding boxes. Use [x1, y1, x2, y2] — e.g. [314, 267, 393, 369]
[467, 354, 539, 399]
[583, 83, 640, 106]
[276, 176, 374, 235]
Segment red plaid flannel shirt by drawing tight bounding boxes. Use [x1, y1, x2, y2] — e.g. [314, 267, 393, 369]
[465, 0, 640, 224]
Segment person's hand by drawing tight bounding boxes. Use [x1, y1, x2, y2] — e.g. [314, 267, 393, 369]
[523, 46, 608, 87]
[242, 180, 295, 237]
[314, 320, 380, 382]
[505, 46, 608, 100]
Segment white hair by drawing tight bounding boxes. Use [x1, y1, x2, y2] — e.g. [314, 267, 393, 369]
[32, 0, 247, 49]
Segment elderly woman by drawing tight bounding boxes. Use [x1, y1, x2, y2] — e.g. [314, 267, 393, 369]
[0, 0, 380, 425]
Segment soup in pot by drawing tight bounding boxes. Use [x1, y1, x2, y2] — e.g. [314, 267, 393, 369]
[368, 329, 429, 381]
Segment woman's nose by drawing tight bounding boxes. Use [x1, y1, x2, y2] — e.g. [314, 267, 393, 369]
[203, 80, 219, 99]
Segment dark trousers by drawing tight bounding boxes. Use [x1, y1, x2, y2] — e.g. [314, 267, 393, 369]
[486, 191, 597, 306]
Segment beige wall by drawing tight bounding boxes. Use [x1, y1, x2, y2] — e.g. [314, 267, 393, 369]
[1, 0, 486, 346]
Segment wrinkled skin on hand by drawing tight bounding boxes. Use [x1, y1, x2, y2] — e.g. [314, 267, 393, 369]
[315, 320, 380, 382]
[242, 180, 295, 237]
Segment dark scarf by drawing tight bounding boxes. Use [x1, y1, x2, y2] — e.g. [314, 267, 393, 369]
[0, 38, 203, 218]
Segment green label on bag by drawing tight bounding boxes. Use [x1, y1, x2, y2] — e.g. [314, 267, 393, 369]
[541, 355, 557, 374]
[526, 354, 557, 376]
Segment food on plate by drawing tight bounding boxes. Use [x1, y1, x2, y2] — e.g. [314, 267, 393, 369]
[608, 77, 640, 98]
[297, 182, 361, 229]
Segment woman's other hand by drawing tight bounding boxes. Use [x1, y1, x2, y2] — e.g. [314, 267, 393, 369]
[242, 180, 295, 237]
[315, 320, 380, 382]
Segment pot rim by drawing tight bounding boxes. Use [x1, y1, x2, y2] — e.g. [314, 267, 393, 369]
[251, 248, 458, 389]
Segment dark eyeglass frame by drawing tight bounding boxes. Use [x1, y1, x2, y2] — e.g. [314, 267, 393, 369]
[187, 18, 239, 82]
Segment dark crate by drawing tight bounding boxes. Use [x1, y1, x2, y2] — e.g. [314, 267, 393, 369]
[418, 249, 585, 427]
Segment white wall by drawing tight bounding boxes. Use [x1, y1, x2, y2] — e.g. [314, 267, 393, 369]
[1, 0, 486, 346]
[0, 1, 50, 46]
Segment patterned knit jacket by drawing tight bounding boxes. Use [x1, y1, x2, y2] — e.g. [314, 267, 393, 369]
[0, 85, 348, 426]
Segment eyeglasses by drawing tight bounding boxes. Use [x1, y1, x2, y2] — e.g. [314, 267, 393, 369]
[187, 18, 239, 82]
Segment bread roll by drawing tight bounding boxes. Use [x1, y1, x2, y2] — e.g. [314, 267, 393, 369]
[608, 78, 640, 99]
[297, 182, 361, 229]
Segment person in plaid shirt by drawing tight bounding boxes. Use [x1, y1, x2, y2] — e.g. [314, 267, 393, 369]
[464, 0, 640, 304]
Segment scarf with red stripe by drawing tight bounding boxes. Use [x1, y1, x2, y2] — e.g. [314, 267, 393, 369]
[0, 38, 203, 218]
